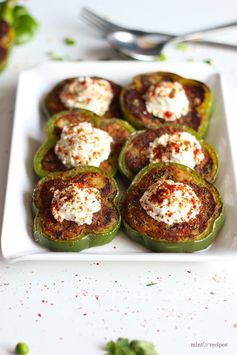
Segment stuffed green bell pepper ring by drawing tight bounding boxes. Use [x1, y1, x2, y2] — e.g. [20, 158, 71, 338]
[121, 162, 224, 253]
[0, 2, 39, 45]
[120, 71, 213, 137]
[33, 109, 135, 178]
[32, 166, 121, 252]
[118, 123, 218, 183]
[42, 76, 122, 119]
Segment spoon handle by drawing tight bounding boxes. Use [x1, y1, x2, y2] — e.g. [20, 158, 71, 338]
[182, 21, 237, 41]
[186, 39, 237, 50]
[163, 23, 237, 53]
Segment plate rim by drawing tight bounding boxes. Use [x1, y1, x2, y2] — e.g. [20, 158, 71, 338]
[1, 60, 236, 262]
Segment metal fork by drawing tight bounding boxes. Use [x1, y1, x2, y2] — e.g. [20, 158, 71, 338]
[81, 7, 237, 49]
[81, 7, 174, 37]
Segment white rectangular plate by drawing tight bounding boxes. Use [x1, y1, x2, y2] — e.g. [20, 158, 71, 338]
[1, 60, 237, 262]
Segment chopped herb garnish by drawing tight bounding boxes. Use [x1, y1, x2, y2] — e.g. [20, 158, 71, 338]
[176, 42, 188, 51]
[203, 58, 214, 66]
[146, 282, 157, 287]
[64, 37, 76, 46]
[156, 53, 167, 62]
[46, 52, 83, 61]
[104, 338, 159, 355]
[46, 51, 64, 61]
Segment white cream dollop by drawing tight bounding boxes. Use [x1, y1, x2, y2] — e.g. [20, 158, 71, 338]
[55, 122, 113, 168]
[59, 77, 113, 116]
[149, 131, 205, 169]
[140, 179, 201, 225]
[144, 81, 189, 121]
[51, 183, 101, 225]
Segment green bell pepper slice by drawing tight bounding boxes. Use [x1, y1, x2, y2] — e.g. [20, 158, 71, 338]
[121, 162, 224, 253]
[32, 166, 121, 252]
[33, 109, 135, 178]
[118, 123, 218, 182]
[0, 1, 15, 25]
[0, 1, 38, 73]
[120, 71, 213, 138]
[0, 1, 38, 45]
[13, 12, 38, 45]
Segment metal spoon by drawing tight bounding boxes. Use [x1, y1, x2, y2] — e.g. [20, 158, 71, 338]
[107, 25, 237, 61]
[81, 8, 237, 60]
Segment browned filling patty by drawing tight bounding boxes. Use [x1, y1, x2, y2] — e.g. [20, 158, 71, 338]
[123, 74, 205, 130]
[124, 126, 214, 181]
[44, 77, 122, 118]
[0, 19, 14, 49]
[0, 19, 10, 42]
[53, 111, 92, 136]
[41, 113, 129, 174]
[122, 165, 221, 242]
[34, 172, 118, 240]
[41, 148, 68, 173]
[0, 19, 10, 35]
[42, 147, 113, 175]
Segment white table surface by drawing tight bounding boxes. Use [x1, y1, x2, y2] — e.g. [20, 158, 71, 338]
[1, 1, 237, 354]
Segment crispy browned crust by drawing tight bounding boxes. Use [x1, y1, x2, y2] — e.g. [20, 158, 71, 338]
[44, 77, 122, 118]
[0, 19, 10, 45]
[53, 111, 92, 136]
[123, 73, 205, 130]
[0, 19, 14, 49]
[42, 148, 114, 175]
[41, 148, 67, 173]
[98, 119, 129, 168]
[122, 165, 219, 242]
[41, 111, 129, 174]
[34, 172, 118, 241]
[124, 126, 214, 180]
[0, 19, 10, 36]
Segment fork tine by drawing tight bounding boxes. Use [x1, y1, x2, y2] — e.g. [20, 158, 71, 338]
[80, 13, 111, 35]
[81, 12, 112, 34]
[82, 7, 121, 30]
[81, 7, 123, 33]
[81, 8, 117, 33]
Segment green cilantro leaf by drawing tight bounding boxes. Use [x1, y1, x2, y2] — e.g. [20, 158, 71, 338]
[104, 338, 159, 355]
[64, 37, 76, 46]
